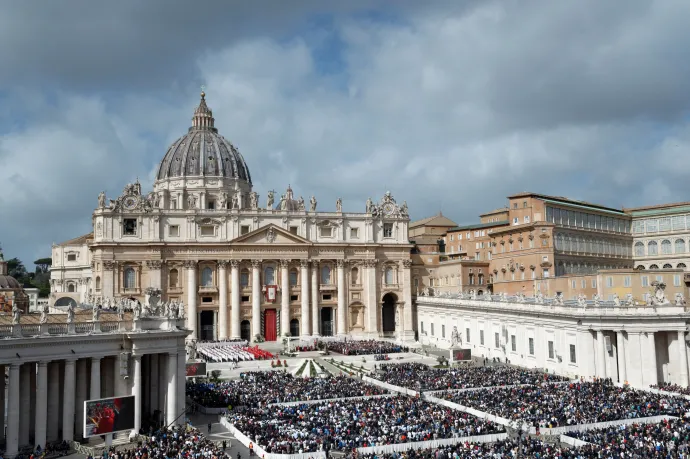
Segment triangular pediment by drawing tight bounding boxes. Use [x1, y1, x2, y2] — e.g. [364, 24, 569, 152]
[231, 224, 311, 245]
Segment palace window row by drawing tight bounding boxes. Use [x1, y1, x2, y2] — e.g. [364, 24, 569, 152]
[634, 239, 687, 257]
[554, 233, 631, 257]
[633, 215, 690, 234]
[546, 206, 629, 233]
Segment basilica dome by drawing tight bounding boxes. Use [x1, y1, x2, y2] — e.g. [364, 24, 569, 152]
[0, 252, 21, 289]
[155, 92, 252, 184]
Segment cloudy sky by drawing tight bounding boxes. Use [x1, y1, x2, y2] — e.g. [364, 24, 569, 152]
[1, 0, 690, 267]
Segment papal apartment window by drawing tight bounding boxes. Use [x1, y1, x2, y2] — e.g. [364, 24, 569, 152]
[524, 216, 530, 223]
[606, 276, 613, 287]
[528, 337, 534, 355]
[675, 274, 682, 287]
[480, 330, 484, 345]
[169, 225, 180, 237]
[569, 344, 577, 363]
[641, 276, 649, 287]
[240, 225, 250, 235]
[67, 254, 77, 262]
[548, 340, 554, 359]
[383, 223, 393, 238]
[495, 332, 500, 348]
[511, 335, 516, 352]
[592, 279, 598, 288]
[624, 275, 631, 287]
[513, 217, 519, 225]
[123, 218, 137, 236]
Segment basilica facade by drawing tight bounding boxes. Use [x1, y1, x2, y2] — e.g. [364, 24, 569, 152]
[51, 92, 414, 342]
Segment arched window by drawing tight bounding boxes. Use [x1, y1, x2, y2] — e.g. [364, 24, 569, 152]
[201, 267, 213, 287]
[676, 239, 686, 254]
[351, 267, 359, 285]
[95, 276, 101, 290]
[636, 265, 645, 270]
[321, 265, 332, 284]
[289, 269, 298, 286]
[678, 263, 687, 269]
[661, 240, 672, 255]
[124, 268, 136, 289]
[663, 264, 673, 269]
[649, 264, 659, 269]
[648, 241, 658, 256]
[385, 267, 395, 285]
[240, 269, 250, 288]
[634, 242, 644, 257]
[67, 283, 75, 293]
[169, 269, 178, 288]
[478, 274, 484, 285]
[264, 266, 275, 285]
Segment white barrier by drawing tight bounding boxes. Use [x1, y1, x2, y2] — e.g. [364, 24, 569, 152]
[536, 415, 678, 436]
[363, 375, 420, 396]
[220, 418, 327, 459]
[559, 435, 592, 447]
[356, 433, 509, 455]
[269, 394, 395, 407]
[424, 395, 525, 430]
[424, 383, 532, 395]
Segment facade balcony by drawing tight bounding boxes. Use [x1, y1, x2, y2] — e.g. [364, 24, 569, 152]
[319, 284, 337, 292]
[198, 285, 218, 294]
[121, 287, 141, 295]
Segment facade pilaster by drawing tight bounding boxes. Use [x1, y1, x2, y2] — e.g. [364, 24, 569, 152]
[46, 361, 61, 441]
[300, 260, 310, 336]
[230, 260, 241, 339]
[337, 260, 347, 335]
[616, 331, 627, 384]
[311, 261, 320, 336]
[401, 259, 414, 341]
[251, 260, 262, 340]
[596, 330, 607, 378]
[166, 353, 177, 426]
[218, 260, 229, 340]
[679, 331, 689, 387]
[75, 359, 88, 440]
[103, 260, 115, 299]
[280, 260, 290, 337]
[19, 363, 31, 446]
[184, 260, 198, 339]
[35, 361, 49, 449]
[132, 354, 142, 433]
[6, 364, 21, 458]
[62, 359, 76, 442]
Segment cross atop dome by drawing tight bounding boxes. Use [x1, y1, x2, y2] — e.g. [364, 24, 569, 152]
[192, 86, 216, 132]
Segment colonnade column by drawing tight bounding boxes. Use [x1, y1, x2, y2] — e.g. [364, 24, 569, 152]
[0, 365, 5, 446]
[596, 330, 607, 378]
[149, 354, 159, 418]
[62, 359, 76, 441]
[132, 355, 142, 433]
[251, 260, 262, 340]
[19, 364, 30, 446]
[6, 364, 20, 458]
[300, 260, 310, 336]
[35, 361, 49, 449]
[90, 357, 101, 400]
[166, 353, 177, 426]
[46, 362, 60, 441]
[280, 260, 290, 337]
[230, 261, 241, 339]
[679, 331, 689, 387]
[311, 261, 319, 336]
[176, 350, 185, 426]
[75, 359, 88, 440]
[185, 260, 198, 339]
[616, 331, 627, 384]
[337, 260, 347, 335]
[218, 260, 229, 340]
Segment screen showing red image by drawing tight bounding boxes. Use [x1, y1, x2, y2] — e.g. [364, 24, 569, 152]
[84, 396, 135, 437]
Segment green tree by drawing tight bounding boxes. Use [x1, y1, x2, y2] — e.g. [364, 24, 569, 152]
[7, 258, 27, 279]
[34, 257, 52, 274]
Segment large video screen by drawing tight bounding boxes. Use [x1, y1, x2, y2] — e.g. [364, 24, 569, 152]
[84, 395, 135, 438]
[453, 349, 472, 361]
[186, 361, 207, 377]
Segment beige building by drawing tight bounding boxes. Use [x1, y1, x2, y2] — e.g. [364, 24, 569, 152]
[51, 92, 414, 342]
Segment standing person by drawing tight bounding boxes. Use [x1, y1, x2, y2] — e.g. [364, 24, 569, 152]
[208, 422, 212, 433]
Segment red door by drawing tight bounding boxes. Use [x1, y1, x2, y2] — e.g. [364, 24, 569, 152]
[264, 309, 277, 341]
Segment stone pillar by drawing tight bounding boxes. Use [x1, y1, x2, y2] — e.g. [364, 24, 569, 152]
[218, 260, 229, 340]
[401, 260, 414, 341]
[300, 260, 310, 336]
[365, 260, 379, 337]
[158, 355, 167, 427]
[35, 361, 49, 449]
[19, 363, 31, 446]
[90, 357, 101, 400]
[679, 331, 689, 387]
[75, 359, 88, 440]
[230, 260, 241, 339]
[46, 362, 61, 441]
[337, 260, 347, 335]
[176, 350, 185, 426]
[644, 332, 658, 387]
[6, 364, 21, 458]
[616, 331, 627, 384]
[30, 362, 36, 439]
[185, 261, 198, 339]
[596, 330, 607, 378]
[149, 354, 159, 415]
[166, 353, 177, 426]
[62, 359, 76, 441]
[0, 364, 4, 446]
[311, 261, 320, 336]
[280, 260, 290, 337]
[132, 354, 142, 433]
[251, 260, 262, 340]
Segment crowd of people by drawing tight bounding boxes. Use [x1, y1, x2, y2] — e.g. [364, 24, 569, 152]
[651, 382, 690, 396]
[197, 343, 274, 363]
[227, 395, 504, 453]
[327, 340, 409, 355]
[186, 372, 387, 408]
[441, 379, 690, 427]
[375, 363, 568, 391]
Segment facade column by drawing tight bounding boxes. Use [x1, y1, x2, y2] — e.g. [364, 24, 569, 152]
[251, 260, 262, 340]
[6, 364, 21, 458]
[300, 260, 310, 336]
[311, 261, 320, 336]
[185, 260, 198, 339]
[401, 260, 414, 341]
[596, 330, 607, 378]
[75, 359, 88, 440]
[679, 331, 689, 387]
[616, 331, 627, 384]
[19, 363, 31, 446]
[35, 361, 49, 449]
[218, 260, 229, 340]
[46, 362, 61, 441]
[230, 261, 241, 339]
[62, 359, 76, 442]
[132, 355, 142, 433]
[166, 353, 177, 426]
[280, 260, 291, 337]
[337, 260, 347, 335]
[365, 260, 379, 337]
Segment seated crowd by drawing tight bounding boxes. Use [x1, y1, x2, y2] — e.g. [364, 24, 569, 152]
[197, 343, 274, 363]
[187, 372, 386, 408]
[441, 379, 690, 427]
[227, 395, 504, 453]
[328, 340, 409, 356]
[651, 382, 690, 396]
[375, 363, 568, 391]
[101, 425, 224, 459]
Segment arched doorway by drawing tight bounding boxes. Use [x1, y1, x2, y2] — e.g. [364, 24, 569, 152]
[290, 319, 300, 337]
[381, 293, 397, 333]
[54, 297, 77, 308]
[240, 320, 251, 342]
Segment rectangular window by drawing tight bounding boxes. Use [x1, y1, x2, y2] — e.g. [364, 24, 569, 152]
[200, 225, 215, 237]
[571, 280, 576, 289]
[206, 200, 215, 210]
[659, 217, 671, 232]
[123, 218, 137, 236]
[442, 325, 446, 338]
[513, 217, 519, 225]
[569, 344, 577, 363]
[67, 254, 77, 262]
[240, 225, 250, 235]
[170, 198, 177, 210]
[592, 279, 597, 288]
[633, 220, 644, 233]
[350, 227, 359, 238]
[480, 330, 484, 345]
[646, 219, 658, 232]
[321, 226, 333, 237]
[656, 275, 663, 282]
[641, 276, 649, 287]
[290, 294, 298, 301]
[322, 294, 332, 301]
[466, 328, 470, 343]
[420, 321, 424, 334]
[523, 201, 527, 208]
[524, 215, 530, 223]
[528, 337, 534, 355]
[431, 323, 435, 336]
[289, 226, 299, 235]
[624, 275, 631, 287]
[241, 272, 249, 288]
[202, 296, 213, 303]
[548, 340, 554, 359]
[510, 335, 516, 352]
[606, 276, 613, 287]
[675, 274, 682, 287]
[383, 223, 393, 238]
[581, 279, 586, 289]
[673, 216, 686, 230]
[495, 332, 500, 348]
[543, 269, 550, 278]
[241, 295, 250, 302]
[169, 225, 180, 237]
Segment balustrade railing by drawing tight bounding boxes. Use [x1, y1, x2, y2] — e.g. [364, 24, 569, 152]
[1, 316, 183, 339]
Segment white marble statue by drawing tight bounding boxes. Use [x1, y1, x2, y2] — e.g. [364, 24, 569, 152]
[297, 196, 305, 211]
[187, 194, 197, 209]
[98, 191, 106, 209]
[613, 293, 621, 307]
[366, 197, 373, 213]
[186, 340, 197, 360]
[278, 194, 287, 211]
[178, 300, 185, 319]
[483, 291, 493, 301]
[653, 281, 669, 305]
[535, 291, 544, 304]
[592, 293, 601, 307]
[554, 292, 565, 306]
[231, 191, 240, 210]
[40, 304, 49, 324]
[11, 305, 21, 325]
[400, 201, 409, 217]
[451, 326, 461, 346]
[625, 293, 635, 307]
[92, 304, 101, 322]
[675, 293, 686, 306]
[336, 198, 342, 212]
[218, 192, 228, 209]
[266, 190, 275, 209]
[250, 192, 258, 210]
[133, 301, 142, 320]
[577, 293, 587, 308]
[66, 304, 75, 324]
[310, 196, 317, 212]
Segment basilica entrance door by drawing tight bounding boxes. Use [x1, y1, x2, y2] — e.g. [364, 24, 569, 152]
[200, 310, 215, 341]
[321, 307, 333, 336]
[381, 293, 397, 333]
[264, 309, 277, 341]
[240, 320, 251, 342]
[290, 319, 300, 337]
